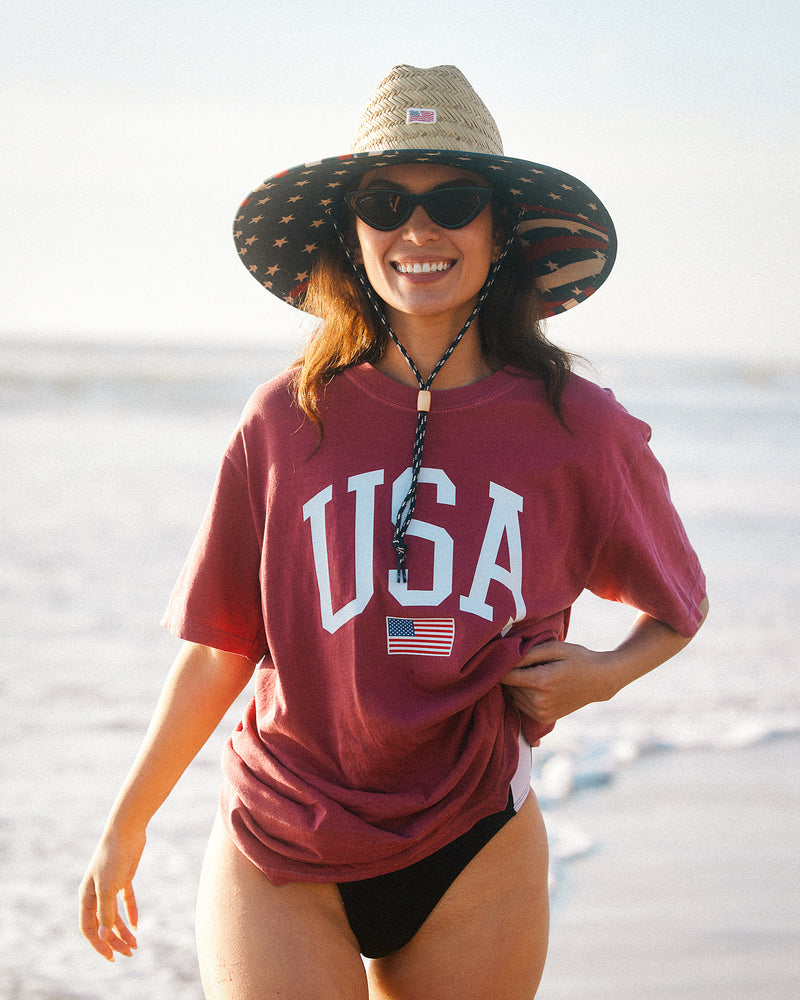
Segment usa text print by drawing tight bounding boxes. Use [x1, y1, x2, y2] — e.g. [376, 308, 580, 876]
[302, 468, 526, 634]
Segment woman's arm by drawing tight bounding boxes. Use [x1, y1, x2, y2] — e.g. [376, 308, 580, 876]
[501, 596, 709, 728]
[79, 642, 255, 961]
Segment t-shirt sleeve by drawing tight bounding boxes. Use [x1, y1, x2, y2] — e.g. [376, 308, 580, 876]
[586, 438, 707, 638]
[161, 434, 268, 663]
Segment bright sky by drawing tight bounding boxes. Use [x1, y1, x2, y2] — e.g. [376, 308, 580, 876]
[3, 0, 798, 361]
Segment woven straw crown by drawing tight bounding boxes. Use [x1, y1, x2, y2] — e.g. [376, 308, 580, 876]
[351, 64, 504, 156]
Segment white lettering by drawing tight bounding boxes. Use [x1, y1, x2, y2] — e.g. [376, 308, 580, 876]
[459, 482, 526, 622]
[388, 468, 455, 606]
[303, 470, 526, 630]
[302, 470, 384, 633]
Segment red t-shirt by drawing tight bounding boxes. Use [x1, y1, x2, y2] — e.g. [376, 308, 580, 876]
[163, 364, 706, 884]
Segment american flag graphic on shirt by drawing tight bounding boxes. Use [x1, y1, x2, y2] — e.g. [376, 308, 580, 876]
[406, 108, 437, 124]
[386, 617, 455, 656]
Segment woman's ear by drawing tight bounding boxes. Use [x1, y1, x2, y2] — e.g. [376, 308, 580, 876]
[491, 228, 505, 263]
[490, 203, 511, 263]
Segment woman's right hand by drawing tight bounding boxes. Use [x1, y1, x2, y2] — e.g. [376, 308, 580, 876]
[77, 642, 256, 961]
[79, 826, 145, 961]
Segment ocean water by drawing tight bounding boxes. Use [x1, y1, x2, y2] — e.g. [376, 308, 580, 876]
[1, 338, 798, 998]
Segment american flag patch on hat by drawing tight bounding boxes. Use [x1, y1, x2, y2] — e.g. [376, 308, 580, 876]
[406, 108, 436, 124]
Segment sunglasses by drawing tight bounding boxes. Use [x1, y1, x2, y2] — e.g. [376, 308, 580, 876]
[344, 185, 493, 231]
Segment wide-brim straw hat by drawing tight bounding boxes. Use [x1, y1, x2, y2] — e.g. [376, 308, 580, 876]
[233, 64, 616, 318]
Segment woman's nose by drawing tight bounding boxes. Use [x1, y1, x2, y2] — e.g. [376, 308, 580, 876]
[401, 203, 440, 241]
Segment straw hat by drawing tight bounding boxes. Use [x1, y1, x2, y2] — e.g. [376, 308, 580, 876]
[233, 64, 616, 317]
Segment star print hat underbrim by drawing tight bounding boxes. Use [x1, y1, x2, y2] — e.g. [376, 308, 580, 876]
[233, 66, 617, 319]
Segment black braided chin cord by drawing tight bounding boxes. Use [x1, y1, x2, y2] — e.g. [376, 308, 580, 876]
[333, 216, 519, 582]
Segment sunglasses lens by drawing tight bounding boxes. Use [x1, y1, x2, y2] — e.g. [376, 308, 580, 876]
[350, 191, 412, 230]
[426, 188, 491, 228]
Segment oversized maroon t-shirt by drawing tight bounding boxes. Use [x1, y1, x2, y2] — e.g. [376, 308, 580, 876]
[163, 364, 706, 884]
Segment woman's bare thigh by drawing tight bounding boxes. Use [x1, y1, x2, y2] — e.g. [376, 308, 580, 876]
[368, 794, 550, 1000]
[195, 813, 368, 1000]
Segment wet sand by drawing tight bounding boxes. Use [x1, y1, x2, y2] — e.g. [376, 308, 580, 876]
[537, 736, 800, 999]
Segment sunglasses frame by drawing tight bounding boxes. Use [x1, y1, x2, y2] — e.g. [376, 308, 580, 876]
[344, 185, 494, 232]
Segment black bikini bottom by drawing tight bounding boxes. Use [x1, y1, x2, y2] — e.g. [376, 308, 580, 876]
[337, 791, 516, 959]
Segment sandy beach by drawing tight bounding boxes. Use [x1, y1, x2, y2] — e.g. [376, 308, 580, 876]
[537, 735, 800, 1000]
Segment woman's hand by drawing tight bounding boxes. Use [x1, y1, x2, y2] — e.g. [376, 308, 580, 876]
[79, 826, 145, 961]
[501, 641, 614, 729]
[502, 601, 709, 728]
[77, 642, 256, 960]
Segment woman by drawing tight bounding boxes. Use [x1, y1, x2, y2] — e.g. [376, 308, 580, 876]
[80, 65, 708, 999]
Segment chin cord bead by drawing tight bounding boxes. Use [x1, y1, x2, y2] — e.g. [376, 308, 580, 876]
[333, 215, 519, 582]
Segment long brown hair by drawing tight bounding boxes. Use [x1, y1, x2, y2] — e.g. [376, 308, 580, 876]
[294, 205, 574, 432]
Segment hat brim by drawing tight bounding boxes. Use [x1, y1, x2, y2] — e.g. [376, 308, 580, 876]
[233, 148, 616, 318]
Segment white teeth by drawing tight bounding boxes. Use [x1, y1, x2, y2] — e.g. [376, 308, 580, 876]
[395, 261, 453, 274]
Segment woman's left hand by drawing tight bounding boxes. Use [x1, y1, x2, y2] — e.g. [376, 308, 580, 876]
[501, 601, 708, 728]
[500, 641, 615, 729]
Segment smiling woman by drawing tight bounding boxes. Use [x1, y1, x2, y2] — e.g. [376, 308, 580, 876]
[80, 64, 707, 1000]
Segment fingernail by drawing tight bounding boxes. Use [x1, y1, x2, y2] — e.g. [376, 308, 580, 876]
[98, 926, 110, 941]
